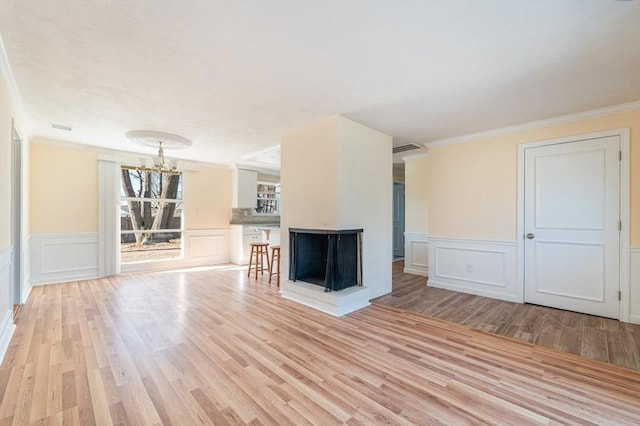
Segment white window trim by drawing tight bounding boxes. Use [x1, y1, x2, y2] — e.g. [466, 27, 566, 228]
[119, 166, 186, 265]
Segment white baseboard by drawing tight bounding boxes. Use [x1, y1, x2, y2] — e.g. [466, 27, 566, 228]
[30, 233, 99, 285]
[630, 247, 640, 324]
[428, 237, 520, 302]
[0, 246, 15, 365]
[281, 280, 371, 317]
[403, 232, 428, 276]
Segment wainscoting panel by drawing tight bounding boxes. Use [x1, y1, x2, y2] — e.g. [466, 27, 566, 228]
[404, 232, 428, 276]
[0, 246, 15, 364]
[121, 229, 230, 274]
[630, 247, 640, 324]
[428, 237, 520, 302]
[21, 236, 31, 304]
[31, 233, 98, 285]
[184, 229, 230, 263]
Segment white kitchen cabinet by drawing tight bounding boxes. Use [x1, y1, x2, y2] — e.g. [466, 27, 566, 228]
[256, 183, 280, 214]
[234, 168, 258, 209]
[242, 230, 263, 265]
[230, 225, 263, 265]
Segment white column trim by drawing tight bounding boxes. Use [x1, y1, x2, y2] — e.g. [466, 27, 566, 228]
[98, 159, 120, 277]
[516, 128, 631, 322]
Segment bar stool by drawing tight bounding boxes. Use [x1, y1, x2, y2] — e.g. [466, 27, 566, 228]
[269, 245, 281, 287]
[247, 242, 270, 279]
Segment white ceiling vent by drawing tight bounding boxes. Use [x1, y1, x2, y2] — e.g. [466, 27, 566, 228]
[50, 122, 72, 131]
[392, 143, 422, 154]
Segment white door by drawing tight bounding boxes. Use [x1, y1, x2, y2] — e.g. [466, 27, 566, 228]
[524, 136, 620, 319]
[393, 183, 405, 258]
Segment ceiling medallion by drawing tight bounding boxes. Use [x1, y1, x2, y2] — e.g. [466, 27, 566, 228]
[126, 130, 192, 172]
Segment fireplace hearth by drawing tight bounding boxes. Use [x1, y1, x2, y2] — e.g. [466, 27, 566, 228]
[289, 228, 363, 292]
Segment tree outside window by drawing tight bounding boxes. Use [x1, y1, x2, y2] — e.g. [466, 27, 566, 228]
[120, 167, 183, 263]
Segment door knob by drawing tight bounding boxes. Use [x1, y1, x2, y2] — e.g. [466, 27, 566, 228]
[526, 233, 535, 239]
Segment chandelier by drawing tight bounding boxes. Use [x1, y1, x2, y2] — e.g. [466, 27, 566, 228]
[126, 130, 192, 172]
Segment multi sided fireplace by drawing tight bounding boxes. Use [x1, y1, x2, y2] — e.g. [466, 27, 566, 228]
[289, 228, 363, 292]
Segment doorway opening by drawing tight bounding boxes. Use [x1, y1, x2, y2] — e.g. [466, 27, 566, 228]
[393, 182, 405, 261]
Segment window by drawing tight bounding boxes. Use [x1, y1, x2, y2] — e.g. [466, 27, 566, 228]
[120, 166, 183, 263]
[256, 183, 280, 214]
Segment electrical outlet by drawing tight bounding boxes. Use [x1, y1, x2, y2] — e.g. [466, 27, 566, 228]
[465, 264, 473, 273]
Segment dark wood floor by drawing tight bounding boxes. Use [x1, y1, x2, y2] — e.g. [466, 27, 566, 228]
[1, 266, 639, 424]
[374, 261, 640, 370]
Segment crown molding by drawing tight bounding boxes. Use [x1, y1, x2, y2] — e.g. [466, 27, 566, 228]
[31, 136, 230, 170]
[425, 100, 640, 148]
[0, 33, 30, 136]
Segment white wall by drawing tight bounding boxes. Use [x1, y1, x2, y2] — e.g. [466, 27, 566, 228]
[426, 110, 639, 321]
[336, 117, 393, 298]
[281, 117, 340, 230]
[0, 37, 29, 363]
[281, 116, 393, 300]
[403, 154, 429, 276]
[28, 142, 233, 283]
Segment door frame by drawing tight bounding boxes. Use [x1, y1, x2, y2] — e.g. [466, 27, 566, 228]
[516, 128, 630, 321]
[10, 119, 23, 308]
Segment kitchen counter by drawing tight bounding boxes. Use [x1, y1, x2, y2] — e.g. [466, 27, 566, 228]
[229, 218, 280, 225]
[250, 225, 281, 246]
[229, 209, 280, 225]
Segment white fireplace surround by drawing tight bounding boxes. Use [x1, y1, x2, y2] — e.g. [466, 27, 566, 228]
[281, 280, 371, 316]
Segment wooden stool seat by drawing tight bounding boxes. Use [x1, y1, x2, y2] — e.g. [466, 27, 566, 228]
[248, 243, 270, 279]
[269, 246, 281, 287]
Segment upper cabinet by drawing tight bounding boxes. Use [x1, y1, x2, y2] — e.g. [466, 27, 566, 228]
[256, 183, 280, 214]
[233, 167, 281, 215]
[235, 169, 258, 208]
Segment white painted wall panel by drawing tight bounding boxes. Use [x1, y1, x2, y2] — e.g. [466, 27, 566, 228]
[428, 237, 519, 302]
[186, 230, 229, 260]
[404, 232, 428, 276]
[122, 229, 230, 274]
[630, 247, 640, 324]
[0, 246, 15, 364]
[31, 233, 98, 284]
[435, 247, 507, 287]
[32, 230, 230, 282]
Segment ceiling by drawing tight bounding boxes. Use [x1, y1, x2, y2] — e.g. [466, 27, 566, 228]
[1, 1, 639, 166]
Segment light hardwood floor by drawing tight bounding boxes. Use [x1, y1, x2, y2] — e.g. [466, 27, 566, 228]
[375, 261, 640, 371]
[1, 265, 639, 425]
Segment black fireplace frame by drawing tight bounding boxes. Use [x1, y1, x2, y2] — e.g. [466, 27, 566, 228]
[289, 228, 363, 292]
